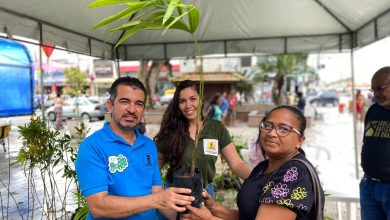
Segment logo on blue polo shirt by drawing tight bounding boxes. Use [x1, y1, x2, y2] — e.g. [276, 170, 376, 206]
[108, 154, 128, 173]
[143, 154, 154, 169]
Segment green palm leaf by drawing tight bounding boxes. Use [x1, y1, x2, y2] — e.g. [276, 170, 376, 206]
[187, 6, 199, 33]
[88, 0, 136, 8]
[93, 6, 140, 30]
[115, 22, 148, 47]
[163, 7, 193, 34]
[109, 20, 142, 32]
[163, 0, 181, 24]
[89, 0, 199, 47]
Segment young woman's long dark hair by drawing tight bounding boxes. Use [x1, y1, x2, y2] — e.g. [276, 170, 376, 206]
[154, 80, 203, 181]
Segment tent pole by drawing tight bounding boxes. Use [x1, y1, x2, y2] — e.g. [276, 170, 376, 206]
[115, 46, 120, 79]
[350, 49, 359, 180]
[39, 23, 45, 121]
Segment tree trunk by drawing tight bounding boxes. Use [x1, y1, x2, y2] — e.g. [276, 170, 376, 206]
[165, 60, 173, 77]
[137, 59, 153, 108]
[138, 59, 149, 86]
[272, 73, 285, 105]
[138, 59, 171, 109]
[146, 60, 165, 109]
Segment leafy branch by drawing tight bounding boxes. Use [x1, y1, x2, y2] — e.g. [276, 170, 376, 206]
[89, 0, 199, 47]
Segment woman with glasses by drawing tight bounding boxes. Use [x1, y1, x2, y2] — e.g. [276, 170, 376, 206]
[182, 105, 324, 220]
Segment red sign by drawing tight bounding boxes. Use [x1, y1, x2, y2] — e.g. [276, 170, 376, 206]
[42, 43, 55, 58]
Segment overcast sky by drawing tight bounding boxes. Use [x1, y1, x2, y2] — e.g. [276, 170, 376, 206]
[308, 37, 390, 85]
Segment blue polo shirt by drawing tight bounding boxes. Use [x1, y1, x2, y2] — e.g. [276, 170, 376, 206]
[76, 122, 162, 220]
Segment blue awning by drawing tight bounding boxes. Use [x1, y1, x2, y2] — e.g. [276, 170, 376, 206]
[0, 38, 35, 117]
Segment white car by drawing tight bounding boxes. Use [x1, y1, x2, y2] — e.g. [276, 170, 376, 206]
[34, 96, 54, 109]
[160, 94, 174, 105]
[160, 89, 175, 105]
[45, 97, 106, 122]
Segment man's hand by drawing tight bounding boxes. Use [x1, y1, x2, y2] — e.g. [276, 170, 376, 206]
[156, 187, 195, 212]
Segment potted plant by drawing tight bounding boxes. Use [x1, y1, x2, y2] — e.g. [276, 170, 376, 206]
[89, 0, 204, 208]
[17, 117, 87, 219]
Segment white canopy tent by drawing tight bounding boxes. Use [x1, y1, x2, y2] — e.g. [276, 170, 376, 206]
[1, 0, 390, 60]
[1, 0, 390, 179]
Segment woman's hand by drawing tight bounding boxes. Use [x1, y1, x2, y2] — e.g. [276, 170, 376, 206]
[182, 190, 238, 220]
[181, 204, 217, 220]
[201, 190, 216, 212]
[180, 190, 216, 220]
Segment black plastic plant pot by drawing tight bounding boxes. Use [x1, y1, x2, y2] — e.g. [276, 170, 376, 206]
[173, 167, 204, 209]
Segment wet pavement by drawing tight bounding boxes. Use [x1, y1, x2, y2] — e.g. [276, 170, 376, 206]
[0, 106, 362, 219]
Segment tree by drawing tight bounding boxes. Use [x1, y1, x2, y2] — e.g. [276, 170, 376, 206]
[63, 67, 88, 97]
[256, 54, 315, 105]
[63, 67, 88, 119]
[137, 59, 171, 109]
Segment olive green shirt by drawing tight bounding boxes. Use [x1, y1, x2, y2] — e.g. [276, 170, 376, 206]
[157, 118, 231, 185]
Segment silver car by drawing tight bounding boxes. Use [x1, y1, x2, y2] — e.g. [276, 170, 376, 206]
[46, 97, 106, 122]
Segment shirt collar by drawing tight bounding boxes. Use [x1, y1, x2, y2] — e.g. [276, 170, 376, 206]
[101, 122, 146, 148]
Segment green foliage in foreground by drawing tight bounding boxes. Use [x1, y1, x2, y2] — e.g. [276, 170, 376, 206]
[89, 0, 200, 47]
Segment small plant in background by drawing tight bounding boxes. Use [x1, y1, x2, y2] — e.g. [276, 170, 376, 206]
[212, 135, 247, 209]
[213, 172, 242, 191]
[213, 136, 246, 191]
[215, 189, 238, 209]
[18, 117, 70, 219]
[160, 163, 170, 186]
[230, 135, 247, 160]
[16, 117, 89, 219]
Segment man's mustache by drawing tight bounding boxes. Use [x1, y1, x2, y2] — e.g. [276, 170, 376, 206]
[123, 113, 137, 119]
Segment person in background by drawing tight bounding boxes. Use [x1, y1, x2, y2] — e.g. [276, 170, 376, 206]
[355, 89, 366, 122]
[154, 80, 251, 199]
[54, 93, 64, 130]
[296, 91, 306, 114]
[219, 91, 229, 123]
[360, 66, 390, 220]
[248, 116, 267, 168]
[207, 93, 223, 121]
[182, 105, 324, 220]
[75, 77, 194, 220]
[227, 90, 238, 126]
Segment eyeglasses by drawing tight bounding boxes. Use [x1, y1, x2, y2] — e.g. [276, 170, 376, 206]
[259, 121, 301, 137]
[369, 82, 390, 93]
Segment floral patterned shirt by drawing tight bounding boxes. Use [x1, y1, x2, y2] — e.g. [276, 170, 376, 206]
[237, 153, 322, 220]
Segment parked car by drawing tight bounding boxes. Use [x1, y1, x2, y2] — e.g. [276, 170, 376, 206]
[88, 96, 108, 105]
[45, 97, 106, 122]
[34, 95, 54, 109]
[309, 90, 339, 106]
[160, 88, 175, 105]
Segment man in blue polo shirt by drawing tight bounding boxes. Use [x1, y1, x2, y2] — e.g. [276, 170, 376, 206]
[75, 77, 194, 220]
